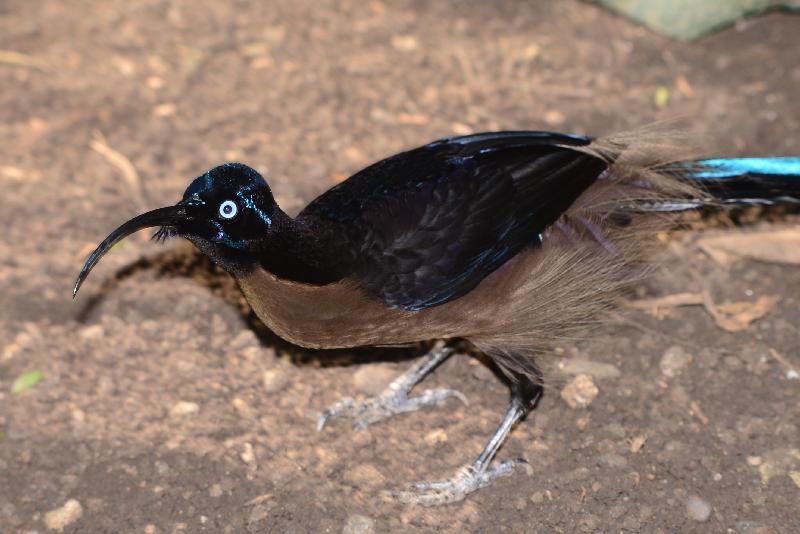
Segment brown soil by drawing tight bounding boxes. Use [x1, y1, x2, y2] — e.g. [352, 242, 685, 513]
[1, 1, 799, 532]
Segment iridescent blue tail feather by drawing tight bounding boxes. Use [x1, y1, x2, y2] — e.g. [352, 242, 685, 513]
[640, 157, 800, 212]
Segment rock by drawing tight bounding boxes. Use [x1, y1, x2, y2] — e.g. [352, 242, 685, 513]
[424, 428, 448, 446]
[170, 401, 199, 416]
[262, 369, 290, 394]
[559, 358, 621, 379]
[560, 374, 598, 408]
[660, 345, 693, 377]
[342, 514, 375, 534]
[757, 448, 800, 485]
[79, 324, 104, 341]
[686, 495, 711, 522]
[44, 499, 83, 531]
[599, 452, 628, 469]
[351, 365, 396, 396]
[240, 443, 256, 466]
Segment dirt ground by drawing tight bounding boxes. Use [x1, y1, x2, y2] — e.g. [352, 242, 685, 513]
[1, 1, 799, 532]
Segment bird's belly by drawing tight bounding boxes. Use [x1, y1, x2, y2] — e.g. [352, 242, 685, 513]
[237, 268, 432, 349]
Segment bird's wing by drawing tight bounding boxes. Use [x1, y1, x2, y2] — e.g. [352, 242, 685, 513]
[299, 131, 607, 310]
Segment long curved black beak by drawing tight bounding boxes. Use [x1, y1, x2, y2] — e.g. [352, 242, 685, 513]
[73, 204, 190, 298]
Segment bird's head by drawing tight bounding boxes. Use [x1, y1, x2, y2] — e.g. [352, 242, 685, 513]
[74, 163, 279, 297]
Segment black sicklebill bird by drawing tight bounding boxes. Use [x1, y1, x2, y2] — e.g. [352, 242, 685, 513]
[74, 129, 800, 505]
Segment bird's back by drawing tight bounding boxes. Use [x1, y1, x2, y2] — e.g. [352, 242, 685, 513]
[298, 131, 609, 310]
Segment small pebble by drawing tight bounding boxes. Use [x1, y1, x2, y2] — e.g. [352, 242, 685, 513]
[262, 369, 290, 394]
[747, 455, 762, 466]
[424, 428, 448, 446]
[560, 374, 598, 408]
[660, 345, 693, 377]
[629, 435, 647, 454]
[559, 358, 621, 379]
[44, 499, 83, 531]
[686, 495, 711, 522]
[342, 514, 375, 534]
[79, 324, 104, 341]
[170, 401, 199, 416]
[240, 443, 256, 465]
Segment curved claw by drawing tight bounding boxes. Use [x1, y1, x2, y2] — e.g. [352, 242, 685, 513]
[317, 397, 356, 431]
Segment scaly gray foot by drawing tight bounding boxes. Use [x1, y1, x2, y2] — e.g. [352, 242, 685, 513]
[387, 459, 527, 506]
[317, 385, 468, 431]
[317, 343, 467, 431]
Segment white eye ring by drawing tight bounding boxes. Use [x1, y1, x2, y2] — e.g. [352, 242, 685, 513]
[218, 200, 238, 219]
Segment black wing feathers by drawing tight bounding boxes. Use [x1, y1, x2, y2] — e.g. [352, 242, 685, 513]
[298, 132, 606, 310]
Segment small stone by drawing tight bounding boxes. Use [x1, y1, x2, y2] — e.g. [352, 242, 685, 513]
[390, 35, 419, 52]
[170, 401, 199, 416]
[209, 484, 223, 498]
[660, 345, 693, 377]
[351, 365, 396, 396]
[530, 491, 544, 504]
[560, 374, 598, 408]
[544, 110, 566, 126]
[44, 499, 83, 531]
[629, 435, 647, 454]
[342, 514, 375, 534]
[232, 397, 253, 418]
[559, 358, 620, 379]
[240, 443, 256, 465]
[747, 455, 762, 466]
[79, 324, 104, 341]
[686, 495, 711, 522]
[424, 428, 448, 446]
[262, 369, 290, 394]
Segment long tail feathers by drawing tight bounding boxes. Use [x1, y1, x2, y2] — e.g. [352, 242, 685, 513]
[643, 157, 800, 212]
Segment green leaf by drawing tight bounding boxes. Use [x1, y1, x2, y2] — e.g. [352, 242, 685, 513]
[10, 370, 43, 394]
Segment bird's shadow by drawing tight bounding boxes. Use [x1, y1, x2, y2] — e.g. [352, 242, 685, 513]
[73, 243, 439, 369]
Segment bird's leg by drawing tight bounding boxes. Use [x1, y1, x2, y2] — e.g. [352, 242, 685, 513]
[318, 341, 467, 431]
[390, 373, 542, 506]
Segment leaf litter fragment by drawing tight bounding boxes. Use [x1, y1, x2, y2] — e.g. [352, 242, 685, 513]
[628, 292, 778, 332]
[698, 228, 800, 266]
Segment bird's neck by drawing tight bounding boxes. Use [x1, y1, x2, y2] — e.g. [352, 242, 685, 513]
[246, 209, 351, 285]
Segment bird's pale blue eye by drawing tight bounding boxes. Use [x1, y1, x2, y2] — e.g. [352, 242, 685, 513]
[219, 200, 238, 219]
